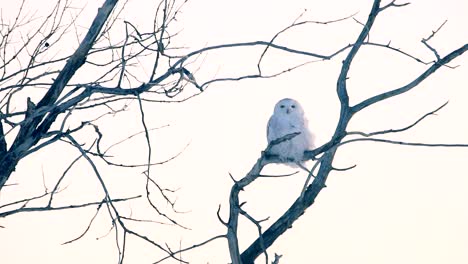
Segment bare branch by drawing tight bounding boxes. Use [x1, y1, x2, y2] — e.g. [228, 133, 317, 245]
[348, 101, 448, 137]
[379, 0, 410, 12]
[241, 150, 336, 263]
[421, 20, 447, 61]
[257, 11, 357, 74]
[257, 171, 299, 178]
[272, 253, 283, 264]
[153, 235, 227, 264]
[0, 120, 6, 155]
[217, 204, 228, 226]
[341, 138, 468, 148]
[331, 164, 357, 171]
[0, 0, 119, 191]
[337, 0, 381, 109]
[352, 44, 468, 113]
[0, 0, 466, 263]
[239, 206, 270, 264]
[0, 195, 141, 218]
[62, 200, 105, 245]
[299, 157, 323, 199]
[363, 41, 431, 64]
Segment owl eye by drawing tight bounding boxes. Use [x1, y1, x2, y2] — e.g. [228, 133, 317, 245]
[280, 105, 285, 108]
[291, 105, 296, 108]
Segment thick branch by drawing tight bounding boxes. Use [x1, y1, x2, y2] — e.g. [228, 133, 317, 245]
[352, 44, 468, 113]
[13, 0, 118, 149]
[337, 0, 381, 108]
[241, 150, 336, 264]
[0, 120, 6, 155]
[0, 0, 119, 191]
[226, 133, 300, 264]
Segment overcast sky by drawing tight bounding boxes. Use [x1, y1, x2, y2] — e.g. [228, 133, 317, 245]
[1, 0, 468, 263]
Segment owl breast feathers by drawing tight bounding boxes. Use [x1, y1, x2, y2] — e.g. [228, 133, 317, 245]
[267, 98, 314, 163]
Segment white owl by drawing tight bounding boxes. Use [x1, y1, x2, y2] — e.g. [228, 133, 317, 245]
[267, 98, 314, 163]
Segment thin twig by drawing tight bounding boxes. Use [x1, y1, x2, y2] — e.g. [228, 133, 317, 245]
[348, 101, 448, 137]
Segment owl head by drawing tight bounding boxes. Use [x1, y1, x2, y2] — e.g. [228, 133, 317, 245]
[273, 98, 304, 116]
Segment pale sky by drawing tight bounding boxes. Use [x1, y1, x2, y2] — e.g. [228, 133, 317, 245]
[1, 0, 468, 263]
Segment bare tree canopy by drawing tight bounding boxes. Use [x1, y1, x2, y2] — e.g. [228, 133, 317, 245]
[1, 0, 467, 263]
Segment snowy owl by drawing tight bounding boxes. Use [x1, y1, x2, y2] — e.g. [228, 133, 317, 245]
[267, 98, 314, 163]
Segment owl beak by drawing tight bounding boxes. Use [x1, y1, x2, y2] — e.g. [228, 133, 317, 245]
[286, 108, 290, 114]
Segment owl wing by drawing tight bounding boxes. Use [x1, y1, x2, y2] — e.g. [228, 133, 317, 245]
[301, 116, 315, 149]
[267, 115, 278, 143]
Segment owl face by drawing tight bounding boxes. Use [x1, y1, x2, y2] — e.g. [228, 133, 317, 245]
[273, 98, 304, 116]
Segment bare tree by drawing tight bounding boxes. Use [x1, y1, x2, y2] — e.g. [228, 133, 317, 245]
[0, 0, 467, 263]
